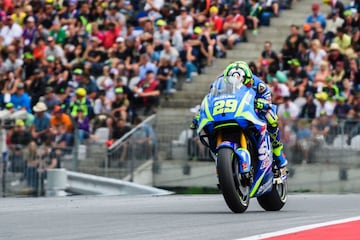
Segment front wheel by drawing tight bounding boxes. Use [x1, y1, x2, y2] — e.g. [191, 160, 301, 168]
[257, 179, 287, 211]
[217, 148, 250, 213]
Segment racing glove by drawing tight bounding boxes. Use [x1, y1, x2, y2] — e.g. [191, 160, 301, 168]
[255, 98, 271, 112]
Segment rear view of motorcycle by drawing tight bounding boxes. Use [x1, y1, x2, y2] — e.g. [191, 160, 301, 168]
[196, 76, 287, 213]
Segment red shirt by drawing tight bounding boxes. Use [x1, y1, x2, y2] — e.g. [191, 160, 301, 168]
[102, 28, 120, 49]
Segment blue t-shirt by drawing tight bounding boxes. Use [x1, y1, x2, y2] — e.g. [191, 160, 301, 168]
[33, 113, 51, 132]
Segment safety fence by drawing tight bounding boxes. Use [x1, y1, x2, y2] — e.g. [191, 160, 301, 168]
[0, 114, 157, 197]
[1, 112, 360, 196]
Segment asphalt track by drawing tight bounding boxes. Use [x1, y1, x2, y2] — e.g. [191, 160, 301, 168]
[1, 194, 360, 240]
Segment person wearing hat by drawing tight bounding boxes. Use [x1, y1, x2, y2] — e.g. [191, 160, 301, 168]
[153, 19, 170, 50]
[111, 87, 130, 121]
[10, 82, 31, 113]
[314, 91, 334, 117]
[175, 6, 194, 36]
[287, 58, 310, 99]
[22, 16, 37, 47]
[306, 3, 326, 30]
[327, 42, 348, 69]
[333, 95, 351, 119]
[30, 101, 51, 145]
[8, 119, 33, 171]
[68, 88, 94, 118]
[49, 105, 74, 145]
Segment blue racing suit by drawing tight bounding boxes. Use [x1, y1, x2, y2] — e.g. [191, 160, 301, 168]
[193, 74, 288, 168]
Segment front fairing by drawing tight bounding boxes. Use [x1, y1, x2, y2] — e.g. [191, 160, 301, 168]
[197, 77, 266, 135]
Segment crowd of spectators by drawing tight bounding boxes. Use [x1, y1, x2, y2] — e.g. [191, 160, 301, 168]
[0, 0, 289, 193]
[0, 0, 288, 153]
[252, 1, 360, 164]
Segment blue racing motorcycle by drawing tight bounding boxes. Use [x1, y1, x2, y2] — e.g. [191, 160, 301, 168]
[196, 76, 287, 213]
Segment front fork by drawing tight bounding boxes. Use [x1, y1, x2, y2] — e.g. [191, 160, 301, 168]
[215, 131, 251, 175]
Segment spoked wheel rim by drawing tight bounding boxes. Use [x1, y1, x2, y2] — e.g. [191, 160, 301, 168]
[275, 181, 287, 202]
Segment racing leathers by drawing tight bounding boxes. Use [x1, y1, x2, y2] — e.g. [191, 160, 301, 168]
[191, 74, 288, 169]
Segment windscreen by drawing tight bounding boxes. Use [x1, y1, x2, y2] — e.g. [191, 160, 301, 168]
[209, 76, 243, 97]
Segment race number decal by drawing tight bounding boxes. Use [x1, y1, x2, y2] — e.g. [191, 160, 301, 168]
[213, 99, 238, 115]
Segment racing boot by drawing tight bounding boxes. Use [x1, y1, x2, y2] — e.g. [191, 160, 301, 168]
[268, 126, 288, 177]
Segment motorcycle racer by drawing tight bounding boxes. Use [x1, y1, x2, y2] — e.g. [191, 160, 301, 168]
[191, 61, 288, 171]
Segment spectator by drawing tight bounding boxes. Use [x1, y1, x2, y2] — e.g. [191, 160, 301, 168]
[284, 24, 304, 60]
[299, 91, 317, 120]
[157, 57, 176, 95]
[49, 105, 73, 145]
[307, 39, 327, 81]
[314, 91, 334, 117]
[153, 19, 170, 51]
[327, 42, 348, 70]
[132, 70, 160, 115]
[111, 87, 130, 121]
[138, 53, 158, 80]
[108, 118, 132, 167]
[306, 3, 327, 30]
[175, 6, 194, 36]
[132, 116, 157, 160]
[294, 118, 313, 164]
[68, 87, 94, 119]
[31, 101, 51, 145]
[0, 15, 23, 46]
[10, 82, 31, 113]
[178, 42, 199, 83]
[42, 86, 61, 113]
[73, 109, 91, 144]
[313, 60, 331, 90]
[219, 6, 247, 49]
[258, 41, 279, 70]
[94, 90, 112, 115]
[311, 110, 332, 145]
[277, 96, 300, 121]
[334, 27, 352, 52]
[333, 95, 351, 120]
[246, 0, 262, 35]
[4, 51, 23, 78]
[44, 36, 67, 64]
[287, 58, 310, 99]
[325, 9, 344, 42]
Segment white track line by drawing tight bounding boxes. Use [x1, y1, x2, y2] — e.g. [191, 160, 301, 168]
[235, 216, 360, 240]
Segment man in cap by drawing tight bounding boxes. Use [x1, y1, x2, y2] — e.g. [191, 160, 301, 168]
[49, 105, 74, 145]
[306, 3, 326, 30]
[314, 91, 334, 117]
[68, 87, 94, 118]
[153, 19, 170, 50]
[287, 58, 310, 99]
[219, 5, 246, 49]
[111, 87, 130, 121]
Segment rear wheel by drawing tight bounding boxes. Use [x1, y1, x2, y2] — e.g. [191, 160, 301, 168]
[257, 178, 287, 211]
[217, 148, 250, 213]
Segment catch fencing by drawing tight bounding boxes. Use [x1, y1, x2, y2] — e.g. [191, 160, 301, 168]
[0, 114, 158, 197]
